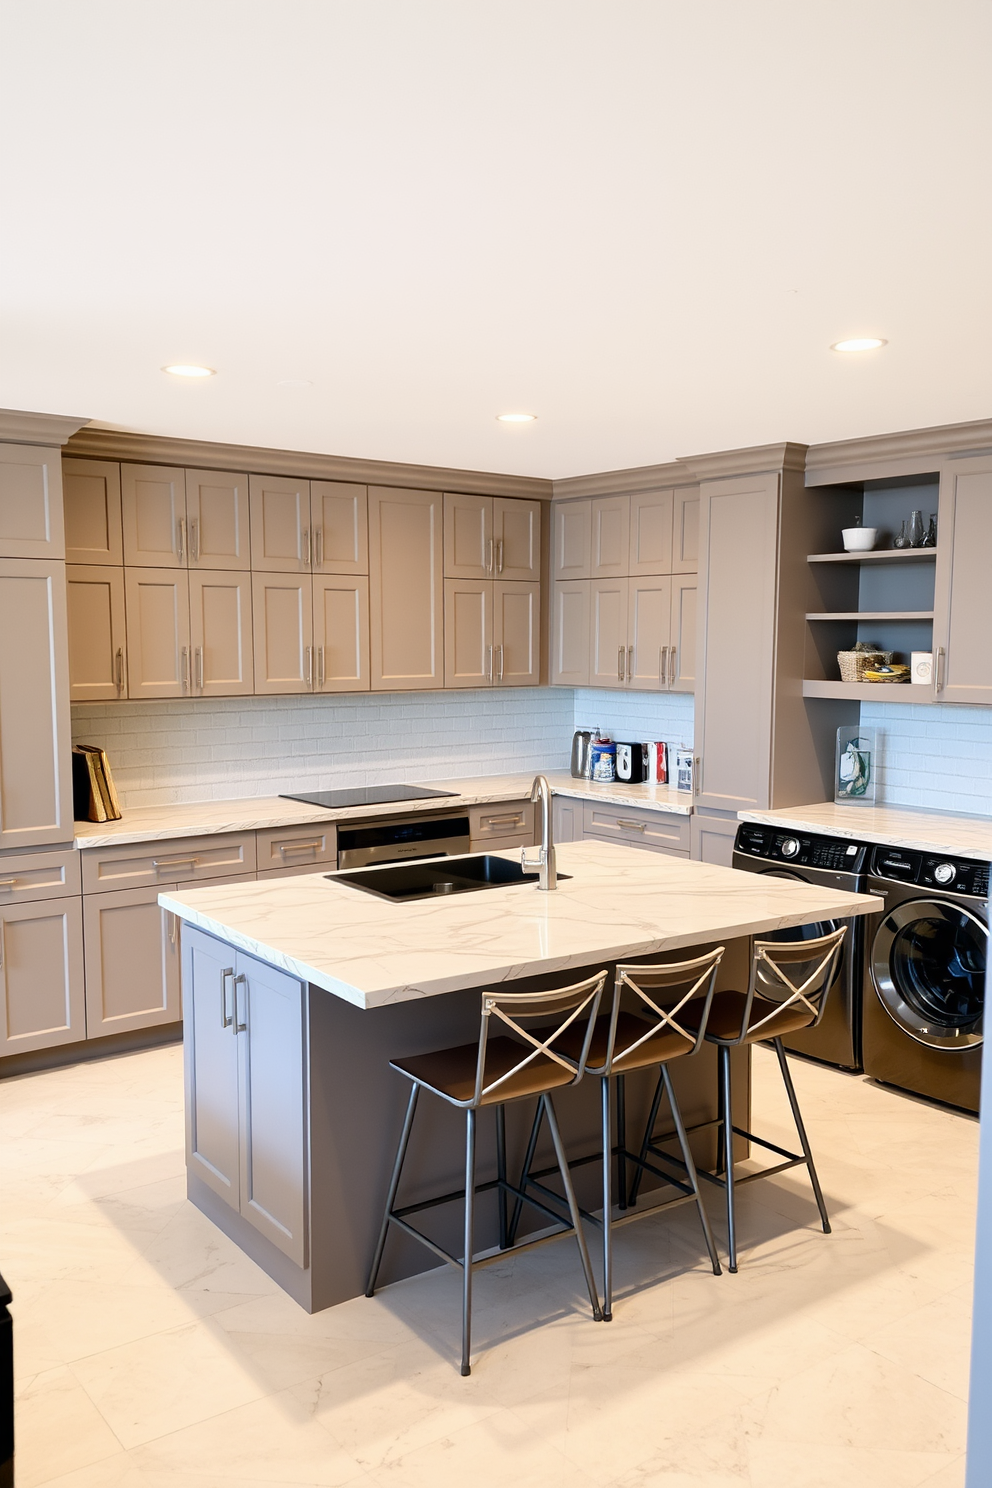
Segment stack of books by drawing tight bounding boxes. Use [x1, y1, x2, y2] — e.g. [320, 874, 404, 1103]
[72, 745, 123, 822]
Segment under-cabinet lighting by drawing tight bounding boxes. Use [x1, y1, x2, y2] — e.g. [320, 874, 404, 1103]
[496, 412, 537, 423]
[161, 364, 216, 378]
[831, 338, 887, 353]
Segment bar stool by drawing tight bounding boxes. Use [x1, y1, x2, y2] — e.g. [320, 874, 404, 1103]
[510, 947, 725, 1320]
[647, 926, 847, 1273]
[365, 969, 608, 1376]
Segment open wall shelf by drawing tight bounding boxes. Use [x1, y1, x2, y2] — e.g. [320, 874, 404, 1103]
[806, 610, 934, 622]
[803, 680, 934, 703]
[807, 548, 938, 565]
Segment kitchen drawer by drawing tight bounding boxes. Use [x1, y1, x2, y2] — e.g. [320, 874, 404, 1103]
[581, 804, 691, 854]
[256, 823, 337, 873]
[82, 832, 256, 895]
[0, 847, 80, 904]
[468, 801, 534, 843]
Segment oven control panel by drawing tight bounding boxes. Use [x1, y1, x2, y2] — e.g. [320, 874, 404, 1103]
[735, 824, 867, 872]
[870, 845, 990, 899]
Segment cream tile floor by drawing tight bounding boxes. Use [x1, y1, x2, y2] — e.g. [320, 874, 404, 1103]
[0, 1041, 976, 1488]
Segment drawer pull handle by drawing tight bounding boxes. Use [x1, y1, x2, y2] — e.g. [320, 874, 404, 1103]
[278, 839, 323, 853]
[152, 856, 199, 871]
[483, 814, 524, 829]
[0, 878, 17, 887]
[616, 818, 647, 832]
[221, 966, 234, 1027]
[115, 647, 125, 695]
[234, 972, 248, 1032]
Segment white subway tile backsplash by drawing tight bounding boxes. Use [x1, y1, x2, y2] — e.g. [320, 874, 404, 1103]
[573, 689, 694, 748]
[861, 701, 992, 816]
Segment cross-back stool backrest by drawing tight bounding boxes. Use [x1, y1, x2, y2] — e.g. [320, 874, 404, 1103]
[470, 969, 608, 1109]
[742, 925, 848, 1042]
[597, 946, 726, 1075]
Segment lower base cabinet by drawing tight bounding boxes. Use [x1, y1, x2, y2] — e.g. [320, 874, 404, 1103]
[184, 927, 308, 1266]
[552, 797, 690, 858]
[0, 895, 85, 1056]
[690, 812, 738, 867]
[82, 884, 182, 1037]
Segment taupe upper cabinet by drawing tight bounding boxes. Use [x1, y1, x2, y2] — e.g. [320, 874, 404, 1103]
[252, 573, 313, 694]
[66, 565, 127, 701]
[494, 498, 541, 581]
[188, 570, 253, 697]
[589, 578, 629, 686]
[554, 488, 698, 583]
[550, 580, 590, 685]
[0, 444, 65, 560]
[628, 490, 674, 577]
[63, 458, 123, 565]
[313, 574, 370, 692]
[672, 489, 700, 574]
[932, 456, 992, 705]
[494, 579, 540, 685]
[553, 500, 592, 579]
[124, 568, 192, 700]
[444, 494, 541, 581]
[0, 558, 73, 850]
[311, 481, 368, 574]
[626, 577, 672, 690]
[369, 487, 443, 691]
[249, 475, 311, 572]
[443, 576, 539, 687]
[185, 469, 250, 569]
[122, 464, 187, 568]
[669, 575, 697, 691]
[590, 496, 630, 578]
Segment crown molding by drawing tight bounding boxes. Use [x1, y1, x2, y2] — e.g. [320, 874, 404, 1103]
[551, 460, 692, 500]
[805, 417, 992, 486]
[0, 408, 91, 446]
[677, 441, 808, 480]
[63, 424, 554, 500]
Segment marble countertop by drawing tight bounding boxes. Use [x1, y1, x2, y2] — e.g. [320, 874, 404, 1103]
[74, 772, 693, 849]
[739, 801, 992, 863]
[159, 839, 880, 1010]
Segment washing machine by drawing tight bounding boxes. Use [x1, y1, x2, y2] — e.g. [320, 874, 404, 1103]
[733, 822, 870, 1071]
[865, 844, 988, 1113]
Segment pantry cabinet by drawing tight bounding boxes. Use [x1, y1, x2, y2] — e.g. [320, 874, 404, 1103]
[931, 454, 992, 706]
[66, 565, 127, 701]
[63, 459, 123, 565]
[369, 487, 443, 691]
[0, 444, 65, 560]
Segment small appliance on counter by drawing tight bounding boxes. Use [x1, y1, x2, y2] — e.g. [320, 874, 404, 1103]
[570, 730, 593, 779]
[589, 733, 617, 782]
[615, 742, 647, 783]
[675, 749, 694, 793]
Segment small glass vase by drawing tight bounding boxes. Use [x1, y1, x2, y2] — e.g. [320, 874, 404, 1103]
[893, 520, 910, 549]
[908, 509, 925, 547]
[924, 513, 937, 547]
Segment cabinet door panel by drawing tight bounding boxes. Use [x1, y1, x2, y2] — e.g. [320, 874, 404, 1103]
[184, 927, 241, 1204]
[553, 500, 591, 580]
[66, 565, 127, 701]
[249, 476, 311, 572]
[628, 489, 674, 577]
[314, 574, 370, 692]
[189, 570, 253, 697]
[443, 493, 491, 579]
[690, 813, 738, 867]
[494, 580, 540, 686]
[63, 458, 123, 564]
[0, 896, 85, 1055]
[627, 577, 671, 690]
[185, 469, 249, 570]
[124, 568, 191, 699]
[590, 496, 630, 579]
[122, 464, 186, 567]
[368, 487, 443, 691]
[589, 577, 629, 687]
[0, 848, 80, 906]
[672, 488, 700, 574]
[932, 458, 992, 704]
[444, 578, 492, 688]
[670, 575, 697, 692]
[0, 445, 65, 559]
[550, 580, 590, 686]
[311, 481, 368, 574]
[83, 884, 181, 1036]
[0, 559, 73, 851]
[237, 952, 307, 1265]
[251, 573, 312, 694]
[493, 498, 541, 581]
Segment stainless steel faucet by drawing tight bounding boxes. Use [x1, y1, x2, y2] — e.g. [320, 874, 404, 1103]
[522, 774, 557, 890]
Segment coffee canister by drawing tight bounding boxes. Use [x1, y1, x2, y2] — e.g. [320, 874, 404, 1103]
[590, 739, 617, 782]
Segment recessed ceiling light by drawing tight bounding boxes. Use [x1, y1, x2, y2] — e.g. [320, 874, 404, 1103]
[831, 338, 887, 353]
[161, 364, 215, 378]
[496, 412, 537, 423]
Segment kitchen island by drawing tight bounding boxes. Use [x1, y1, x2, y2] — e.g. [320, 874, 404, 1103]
[160, 842, 880, 1311]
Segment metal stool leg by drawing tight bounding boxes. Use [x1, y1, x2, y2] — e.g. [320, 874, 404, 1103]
[616, 1073, 628, 1211]
[543, 1094, 603, 1321]
[628, 1067, 665, 1207]
[662, 1065, 721, 1276]
[507, 1099, 544, 1245]
[495, 1104, 508, 1250]
[461, 1107, 477, 1376]
[721, 1046, 738, 1273]
[366, 1083, 419, 1296]
[601, 1076, 613, 1320]
[774, 1038, 831, 1234]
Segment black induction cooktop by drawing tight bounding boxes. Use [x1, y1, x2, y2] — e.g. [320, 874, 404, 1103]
[280, 785, 458, 810]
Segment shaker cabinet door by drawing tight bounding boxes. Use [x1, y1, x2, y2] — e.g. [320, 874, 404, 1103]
[66, 564, 127, 701]
[249, 476, 311, 572]
[626, 576, 671, 691]
[184, 927, 242, 1205]
[313, 574, 370, 692]
[185, 469, 250, 570]
[125, 568, 192, 699]
[494, 580, 540, 686]
[122, 464, 187, 567]
[550, 580, 590, 686]
[251, 573, 313, 694]
[590, 496, 630, 579]
[628, 489, 674, 577]
[63, 458, 123, 565]
[0, 895, 85, 1056]
[552, 500, 591, 580]
[443, 493, 492, 579]
[672, 488, 700, 574]
[368, 487, 443, 691]
[932, 456, 992, 705]
[0, 444, 65, 559]
[444, 578, 492, 688]
[189, 570, 253, 697]
[669, 574, 697, 692]
[83, 884, 182, 1038]
[493, 498, 541, 581]
[589, 577, 629, 687]
[311, 481, 368, 574]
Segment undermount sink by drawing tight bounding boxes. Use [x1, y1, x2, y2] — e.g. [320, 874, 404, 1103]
[330, 854, 570, 903]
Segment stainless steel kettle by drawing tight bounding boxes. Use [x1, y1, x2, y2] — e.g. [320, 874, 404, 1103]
[570, 730, 592, 779]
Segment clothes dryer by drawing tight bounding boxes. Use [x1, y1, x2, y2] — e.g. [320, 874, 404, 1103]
[865, 845, 987, 1113]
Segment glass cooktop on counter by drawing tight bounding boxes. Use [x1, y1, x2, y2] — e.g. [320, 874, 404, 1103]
[280, 784, 459, 810]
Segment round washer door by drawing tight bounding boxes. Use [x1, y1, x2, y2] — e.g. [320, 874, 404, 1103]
[872, 898, 986, 1050]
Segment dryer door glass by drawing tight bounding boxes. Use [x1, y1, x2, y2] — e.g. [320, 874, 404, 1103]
[873, 899, 986, 1050]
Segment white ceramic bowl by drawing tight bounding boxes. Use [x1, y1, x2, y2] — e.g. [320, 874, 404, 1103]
[841, 527, 878, 552]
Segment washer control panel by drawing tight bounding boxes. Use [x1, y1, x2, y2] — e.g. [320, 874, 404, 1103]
[870, 844, 990, 899]
[735, 823, 867, 873]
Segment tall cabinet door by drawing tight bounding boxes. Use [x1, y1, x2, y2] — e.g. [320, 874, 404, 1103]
[551, 581, 590, 686]
[249, 476, 311, 572]
[252, 573, 313, 694]
[589, 578, 629, 687]
[185, 469, 250, 570]
[444, 578, 492, 688]
[311, 481, 368, 574]
[63, 458, 123, 564]
[626, 577, 671, 691]
[66, 565, 127, 701]
[628, 490, 674, 576]
[184, 927, 242, 1205]
[0, 896, 85, 1056]
[83, 884, 181, 1038]
[443, 493, 492, 579]
[932, 456, 992, 705]
[494, 580, 540, 686]
[368, 487, 443, 691]
[313, 574, 370, 692]
[125, 568, 192, 699]
[0, 559, 73, 851]
[695, 473, 779, 812]
[189, 570, 253, 697]
[493, 498, 541, 581]
[0, 444, 65, 559]
[669, 575, 697, 692]
[122, 464, 187, 567]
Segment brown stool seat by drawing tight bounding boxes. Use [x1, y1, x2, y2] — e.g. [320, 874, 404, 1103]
[556, 1011, 693, 1073]
[684, 989, 816, 1044]
[391, 1036, 575, 1105]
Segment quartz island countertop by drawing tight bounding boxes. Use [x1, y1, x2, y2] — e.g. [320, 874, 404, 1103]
[739, 801, 992, 863]
[160, 840, 880, 1011]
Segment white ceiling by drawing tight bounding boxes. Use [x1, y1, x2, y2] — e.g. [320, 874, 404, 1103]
[3, 1, 990, 479]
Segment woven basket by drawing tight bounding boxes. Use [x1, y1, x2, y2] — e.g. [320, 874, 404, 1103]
[837, 646, 893, 683]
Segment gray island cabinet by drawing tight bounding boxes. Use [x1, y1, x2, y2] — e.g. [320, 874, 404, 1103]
[162, 841, 879, 1313]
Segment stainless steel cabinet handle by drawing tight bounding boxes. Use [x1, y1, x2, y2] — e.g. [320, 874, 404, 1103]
[487, 538, 494, 575]
[234, 972, 247, 1032]
[935, 645, 946, 693]
[115, 647, 125, 695]
[221, 967, 234, 1028]
[497, 644, 504, 683]
[486, 643, 493, 683]
[618, 646, 625, 682]
[181, 645, 189, 693]
[195, 646, 204, 692]
[659, 645, 668, 686]
[317, 645, 325, 688]
[626, 644, 632, 681]
[616, 818, 647, 832]
[693, 756, 701, 796]
[669, 646, 677, 686]
[483, 813, 524, 829]
[152, 855, 198, 871]
[496, 538, 504, 574]
[303, 529, 311, 567]
[315, 527, 323, 568]
[168, 912, 178, 947]
[305, 645, 313, 690]
[0, 878, 17, 888]
[190, 519, 199, 562]
[176, 518, 185, 562]
[278, 838, 323, 854]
